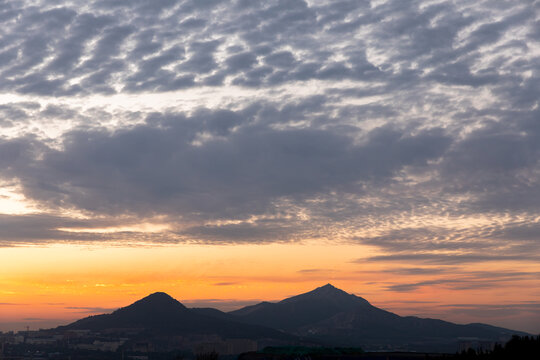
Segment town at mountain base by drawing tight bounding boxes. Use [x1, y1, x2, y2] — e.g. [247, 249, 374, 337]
[0, 284, 533, 358]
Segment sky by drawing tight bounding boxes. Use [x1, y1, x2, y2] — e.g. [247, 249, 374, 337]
[0, 0, 539, 334]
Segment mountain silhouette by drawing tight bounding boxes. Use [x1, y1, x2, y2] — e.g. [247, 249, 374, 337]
[59, 286, 528, 352]
[230, 284, 371, 331]
[228, 284, 528, 352]
[61, 292, 293, 341]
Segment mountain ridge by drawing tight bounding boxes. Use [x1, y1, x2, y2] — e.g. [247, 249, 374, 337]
[226, 283, 528, 352]
[60, 292, 295, 342]
[59, 284, 529, 352]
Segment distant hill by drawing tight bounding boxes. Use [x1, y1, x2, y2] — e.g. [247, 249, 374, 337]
[60, 292, 294, 342]
[229, 283, 372, 331]
[227, 284, 528, 352]
[58, 286, 529, 353]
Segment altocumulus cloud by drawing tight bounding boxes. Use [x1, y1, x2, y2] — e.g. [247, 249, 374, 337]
[0, 0, 539, 267]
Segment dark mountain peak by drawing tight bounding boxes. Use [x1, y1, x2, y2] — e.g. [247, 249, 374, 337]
[140, 292, 178, 303]
[280, 284, 369, 305]
[61, 292, 188, 331]
[319, 283, 338, 290]
[312, 283, 345, 295]
[230, 284, 374, 332]
[116, 292, 187, 315]
[61, 292, 293, 342]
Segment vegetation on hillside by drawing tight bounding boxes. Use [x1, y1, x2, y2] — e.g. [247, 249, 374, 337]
[453, 335, 540, 360]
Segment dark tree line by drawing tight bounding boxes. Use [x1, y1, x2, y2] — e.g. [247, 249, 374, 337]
[452, 335, 540, 360]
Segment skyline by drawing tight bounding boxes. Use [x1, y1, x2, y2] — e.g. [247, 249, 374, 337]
[1, 0, 539, 335]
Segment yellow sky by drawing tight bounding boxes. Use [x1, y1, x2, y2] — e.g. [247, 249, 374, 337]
[1, 242, 539, 333]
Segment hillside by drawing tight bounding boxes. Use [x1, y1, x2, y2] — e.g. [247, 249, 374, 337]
[227, 284, 527, 352]
[61, 292, 294, 342]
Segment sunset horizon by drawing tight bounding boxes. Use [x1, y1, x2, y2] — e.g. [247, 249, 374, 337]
[3, 281, 537, 334]
[2, 243, 539, 334]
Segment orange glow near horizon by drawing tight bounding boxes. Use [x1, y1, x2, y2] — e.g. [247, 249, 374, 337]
[1, 242, 539, 334]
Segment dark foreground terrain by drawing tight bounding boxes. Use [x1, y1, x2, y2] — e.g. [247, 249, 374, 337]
[0, 335, 538, 360]
[239, 336, 540, 360]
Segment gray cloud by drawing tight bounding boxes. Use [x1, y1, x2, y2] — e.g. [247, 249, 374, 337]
[0, 213, 174, 246]
[0, 303, 28, 306]
[0, 102, 40, 127]
[65, 306, 117, 314]
[364, 253, 540, 265]
[213, 282, 238, 286]
[381, 270, 540, 292]
[1, 101, 449, 217]
[381, 267, 458, 276]
[297, 269, 335, 274]
[0, 0, 538, 267]
[0, 0, 532, 95]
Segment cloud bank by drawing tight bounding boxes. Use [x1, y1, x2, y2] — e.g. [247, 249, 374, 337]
[0, 0, 539, 268]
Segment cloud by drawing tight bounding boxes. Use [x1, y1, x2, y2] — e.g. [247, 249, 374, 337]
[363, 253, 540, 265]
[381, 267, 458, 276]
[0, 0, 531, 95]
[0, 0, 538, 268]
[65, 306, 117, 314]
[0, 213, 173, 246]
[213, 282, 238, 286]
[0, 102, 39, 127]
[1, 101, 451, 218]
[297, 269, 335, 274]
[0, 303, 29, 306]
[380, 270, 540, 292]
